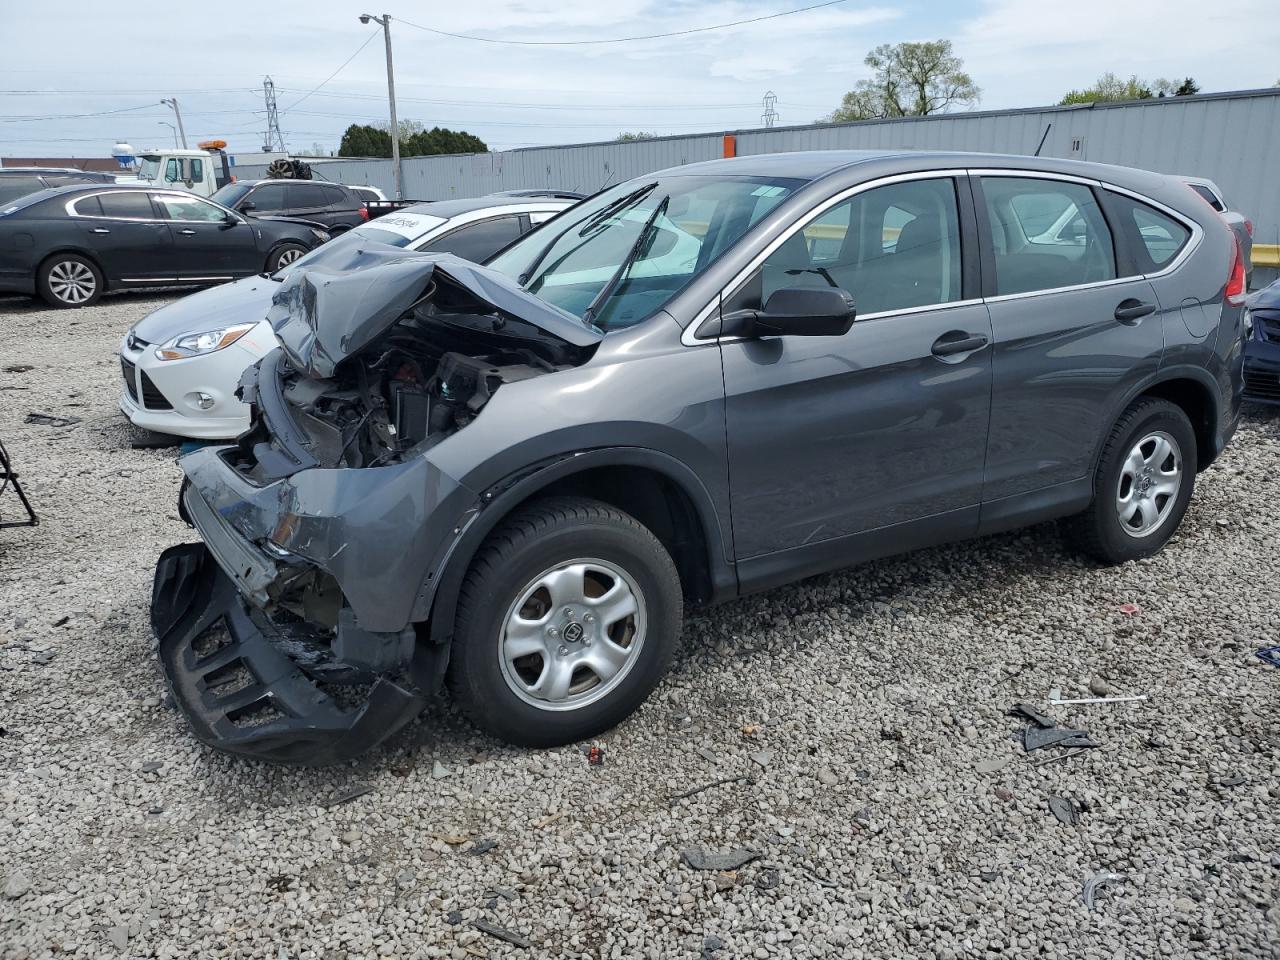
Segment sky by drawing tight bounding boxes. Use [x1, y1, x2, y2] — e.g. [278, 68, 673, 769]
[1, 0, 1277, 158]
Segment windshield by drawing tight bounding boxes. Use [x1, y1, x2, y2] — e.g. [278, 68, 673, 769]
[487, 174, 801, 331]
[136, 156, 161, 182]
[211, 182, 253, 207]
[272, 211, 448, 277]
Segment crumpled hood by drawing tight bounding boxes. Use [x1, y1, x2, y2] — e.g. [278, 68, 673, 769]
[266, 243, 601, 379]
[133, 274, 279, 343]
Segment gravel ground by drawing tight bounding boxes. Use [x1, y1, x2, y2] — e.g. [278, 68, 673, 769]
[0, 291, 1277, 960]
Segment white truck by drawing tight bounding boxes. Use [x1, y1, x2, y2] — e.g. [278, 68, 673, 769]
[114, 140, 235, 197]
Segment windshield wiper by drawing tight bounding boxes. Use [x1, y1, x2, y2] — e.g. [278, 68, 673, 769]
[581, 194, 669, 329]
[518, 181, 658, 287]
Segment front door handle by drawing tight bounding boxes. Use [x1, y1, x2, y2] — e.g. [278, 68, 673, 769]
[931, 332, 989, 358]
[178, 228, 197, 236]
[1115, 298, 1156, 323]
[90, 228, 110, 234]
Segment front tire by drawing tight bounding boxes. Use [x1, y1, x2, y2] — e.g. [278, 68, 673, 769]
[447, 497, 682, 747]
[1065, 398, 1197, 564]
[266, 242, 308, 272]
[37, 253, 102, 308]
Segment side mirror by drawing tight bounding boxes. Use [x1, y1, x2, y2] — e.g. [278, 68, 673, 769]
[723, 286, 856, 338]
[240, 200, 256, 212]
[222, 213, 239, 228]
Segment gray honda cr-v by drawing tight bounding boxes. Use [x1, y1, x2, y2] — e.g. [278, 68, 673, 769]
[152, 150, 1246, 764]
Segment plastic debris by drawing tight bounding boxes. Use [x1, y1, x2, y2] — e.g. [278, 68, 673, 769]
[24, 412, 81, 427]
[1081, 871, 1126, 910]
[324, 783, 373, 806]
[586, 745, 605, 766]
[1256, 646, 1280, 667]
[1023, 725, 1099, 752]
[471, 919, 532, 949]
[681, 848, 760, 871]
[1007, 703, 1055, 728]
[430, 760, 452, 780]
[741, 723, 760, 736]
[1048, 796, 1081, 825]
[469, 838, 498, 855]
[1117, 603, 1141, 615]
[976, 756, 1011, 774]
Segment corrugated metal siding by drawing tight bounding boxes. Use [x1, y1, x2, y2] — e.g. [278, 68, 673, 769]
[230, 89, 1280, 249]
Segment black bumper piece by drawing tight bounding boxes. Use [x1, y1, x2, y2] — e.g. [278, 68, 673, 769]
[152, 543, 430, 765]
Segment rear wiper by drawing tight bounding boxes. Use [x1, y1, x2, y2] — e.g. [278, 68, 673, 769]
[518, 181, 658, 287]
[581, 194, 669, 328]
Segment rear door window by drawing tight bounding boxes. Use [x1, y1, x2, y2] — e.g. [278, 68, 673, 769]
[981, 177, 1116, 295]
[97, 191, 157, 219]
[420, 215, 525, 262]
[320, 185, 349, 207]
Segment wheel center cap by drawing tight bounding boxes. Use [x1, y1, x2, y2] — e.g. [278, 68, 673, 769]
[562, 621, 585, 643]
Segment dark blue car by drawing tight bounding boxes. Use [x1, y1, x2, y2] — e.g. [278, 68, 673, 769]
[1244, 279, 1280, 403]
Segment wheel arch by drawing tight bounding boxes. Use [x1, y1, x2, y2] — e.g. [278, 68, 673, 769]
[420, 448, 737, 649]
[36, 246, 109, 291]
[1095, 367, 1222, 475]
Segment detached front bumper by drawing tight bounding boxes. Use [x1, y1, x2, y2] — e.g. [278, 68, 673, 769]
[153, 442, 480, 764]
[152, 543, 432, 765]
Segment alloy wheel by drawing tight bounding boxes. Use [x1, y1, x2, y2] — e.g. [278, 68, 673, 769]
[276, 247, 305, 267]
[1116, 430, 1182, 538]
[48, 260, 96, 304]
[498, 558, 647, 711]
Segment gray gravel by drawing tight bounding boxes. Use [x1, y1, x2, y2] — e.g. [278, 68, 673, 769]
[1, 291, 1278, 959]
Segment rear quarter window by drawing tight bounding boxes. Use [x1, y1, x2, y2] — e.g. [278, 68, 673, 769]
[1104, 191, 1193, 273]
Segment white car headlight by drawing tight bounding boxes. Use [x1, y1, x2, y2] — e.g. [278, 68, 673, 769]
[310, 227, 329, 242]
[155, 322, 256, 361]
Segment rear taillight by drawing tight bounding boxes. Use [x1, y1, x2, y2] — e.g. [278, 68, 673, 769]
[359, 205, 369, 221]
[1225, 238, 1247, 306]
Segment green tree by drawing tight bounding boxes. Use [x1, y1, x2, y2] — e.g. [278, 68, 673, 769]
[338, 122, 485, 158]
[338, 123, 392, 157]
[1058, 72, 1181, 104]
[616, 131, 657, 141]
[827, 40, 980, 122]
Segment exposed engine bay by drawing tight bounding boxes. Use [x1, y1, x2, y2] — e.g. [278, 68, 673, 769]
[227, 248, 600, 480]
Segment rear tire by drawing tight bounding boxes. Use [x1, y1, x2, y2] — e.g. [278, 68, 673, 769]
[447, 496, 682, 747]
[37, 253, 102, 308]
[1065, 398, 1197, 564]
[266, 243, 308, 272]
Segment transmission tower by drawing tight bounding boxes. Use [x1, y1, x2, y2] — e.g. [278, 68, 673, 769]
[761, 90, 779, 128]
[262, 76, 286, 153]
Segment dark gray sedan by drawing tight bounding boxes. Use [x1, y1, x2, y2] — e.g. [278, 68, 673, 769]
[154, 149, 1244, 764]
[0, 184, 329, 307]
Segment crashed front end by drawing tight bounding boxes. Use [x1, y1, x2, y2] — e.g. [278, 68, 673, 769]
[151, 247, 598, 764]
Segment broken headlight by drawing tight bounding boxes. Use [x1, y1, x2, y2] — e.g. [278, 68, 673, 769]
[156, 323, 256, 361]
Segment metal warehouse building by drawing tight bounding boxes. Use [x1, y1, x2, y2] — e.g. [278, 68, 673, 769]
[236, 87, 1280, 278]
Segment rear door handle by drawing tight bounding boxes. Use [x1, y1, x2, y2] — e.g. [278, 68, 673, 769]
[1115, 298, 1156, 323]
[90, 228, 110, 234]
[931, 332, 989, 358]
[178, 228, 197, 236]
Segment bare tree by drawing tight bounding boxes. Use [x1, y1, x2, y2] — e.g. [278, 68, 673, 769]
[828, 40, 980, 122]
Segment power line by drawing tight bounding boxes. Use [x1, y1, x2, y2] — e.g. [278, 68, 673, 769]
[274, 87, 763, 111]
[0, 103, 161, 123]
[394, 0, 853, 45]
[281, 32, 379, 113]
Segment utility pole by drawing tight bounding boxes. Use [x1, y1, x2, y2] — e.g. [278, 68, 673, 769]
[761, 91, 779, 129]
[360, 13, 403, 199]
[160, 97, 188, 148]
[262, 76, 286, 153]
[158, 121, 178, 148]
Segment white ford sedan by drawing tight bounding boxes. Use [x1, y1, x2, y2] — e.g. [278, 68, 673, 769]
[118, 194, 575, 439]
